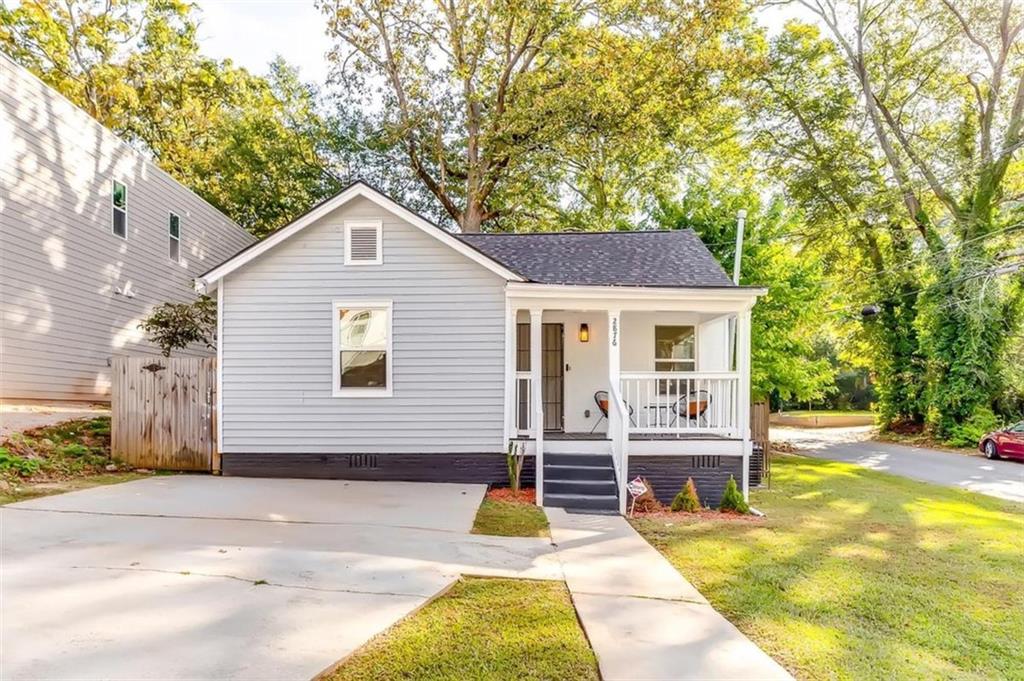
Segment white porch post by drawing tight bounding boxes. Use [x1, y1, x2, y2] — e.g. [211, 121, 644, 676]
[503, 303, 517, 447]
[530, 308, 544, 504]
[608, 309, 626, 515]
[736, 306, 753, 501]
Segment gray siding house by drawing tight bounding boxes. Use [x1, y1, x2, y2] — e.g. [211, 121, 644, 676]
[0, 54, 254, 402]
[199, 182, 764, 514]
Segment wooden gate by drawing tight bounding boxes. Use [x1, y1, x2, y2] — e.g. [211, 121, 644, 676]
[111, 356, 216, 471]
[750, 401, 771, 486]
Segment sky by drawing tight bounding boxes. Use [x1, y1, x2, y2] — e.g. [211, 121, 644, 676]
[191, 0, 811, 87]
[192, 0, 333, 84]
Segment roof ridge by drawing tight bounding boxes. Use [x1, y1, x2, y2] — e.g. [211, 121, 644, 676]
[459, 228, 693, 237]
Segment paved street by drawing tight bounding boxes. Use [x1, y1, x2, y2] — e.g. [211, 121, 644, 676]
[774, 426, 1024, 503]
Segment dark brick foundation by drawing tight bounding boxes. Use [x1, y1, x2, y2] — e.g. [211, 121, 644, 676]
[628, 455, 744, 508]
[221, 452, 535, 488]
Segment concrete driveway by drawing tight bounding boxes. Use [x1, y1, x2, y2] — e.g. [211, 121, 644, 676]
[775, 426, 1024, 503]
[1, 476, 558, 680]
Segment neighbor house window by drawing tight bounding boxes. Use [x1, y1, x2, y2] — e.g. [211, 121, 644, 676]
[168, 212, 181, 263]
[333, 301, 392, 396]
[112, 180, 127, 239]
[344, 220, 383, 265]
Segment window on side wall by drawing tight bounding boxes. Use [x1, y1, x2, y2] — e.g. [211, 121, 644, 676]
[333, 302, 392, 396]
[112, 180, 127, 239]
[168, 212, 181, 263]
[655, 325, 695, 393]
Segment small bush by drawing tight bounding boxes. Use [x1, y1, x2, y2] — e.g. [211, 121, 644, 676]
[0, 448, 41, 477]
[719, 475, 749, 514]
[670, 477, 701, 512]
[944, 407, 1000, 448]
[58, 444, 90, 458]
[631, 478, 662, 513]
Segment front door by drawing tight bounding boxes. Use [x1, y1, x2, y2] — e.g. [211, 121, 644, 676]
[517, 323, 565, 431]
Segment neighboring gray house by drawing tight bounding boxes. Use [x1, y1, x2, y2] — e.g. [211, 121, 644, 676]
[198, 182, 764, 514]
[0, 54, 254, 403]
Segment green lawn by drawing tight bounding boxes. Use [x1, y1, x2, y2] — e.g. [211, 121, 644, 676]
[632, 454, 1024, 680]
[472, 495, 550, 537]
[778, 409, 874, 417]
[328, 578, 599, 681]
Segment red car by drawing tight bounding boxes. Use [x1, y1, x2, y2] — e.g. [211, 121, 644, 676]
[980, 422, 1024, 460]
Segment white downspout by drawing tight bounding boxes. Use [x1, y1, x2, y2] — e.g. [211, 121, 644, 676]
[733, 209, 747, 285]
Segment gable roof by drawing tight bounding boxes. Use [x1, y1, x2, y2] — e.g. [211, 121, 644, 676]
[459, 230, 736, 288]
[198, 180, 743, 292]
[197, 181, 524, 288]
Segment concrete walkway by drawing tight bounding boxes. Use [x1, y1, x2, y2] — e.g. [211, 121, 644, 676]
[545, 509, 792, 681]
[775, 426, 1024, 503]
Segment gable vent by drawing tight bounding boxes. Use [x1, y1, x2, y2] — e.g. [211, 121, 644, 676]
[345, 221, 382, 265]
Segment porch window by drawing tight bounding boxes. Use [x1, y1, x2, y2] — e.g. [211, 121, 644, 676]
[333, 301, 392, 396]
[655, 325, 695, 393]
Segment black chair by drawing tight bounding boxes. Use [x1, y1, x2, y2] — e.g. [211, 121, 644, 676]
[591, 390, 637, 433]
[670, 390, 712, 428]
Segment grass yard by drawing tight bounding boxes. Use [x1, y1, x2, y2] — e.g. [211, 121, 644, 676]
[471, 488, 550, 537]
[0, 416, 146, 504]
[328, 578, 599, 681]
[632, 454, 1024, 681]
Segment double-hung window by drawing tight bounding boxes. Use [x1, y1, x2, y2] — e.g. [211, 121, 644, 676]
[333, 301, 392, 396]
[169, 212, 181, 263]
[655, 325, 695, 393]
[112, 180, 127, 239]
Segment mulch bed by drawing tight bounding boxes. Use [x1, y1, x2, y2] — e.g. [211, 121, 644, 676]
[486, 487, 537, 504]
[631, 508, 764, 522]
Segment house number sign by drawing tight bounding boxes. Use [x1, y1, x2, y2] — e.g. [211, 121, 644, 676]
[611, 316, 619, 347]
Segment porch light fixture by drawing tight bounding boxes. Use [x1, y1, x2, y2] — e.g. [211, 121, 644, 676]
[579, 323, 590, 343]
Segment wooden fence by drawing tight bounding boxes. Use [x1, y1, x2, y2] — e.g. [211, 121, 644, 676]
[111, 356, 216, 471]
[750, 401, 771, 486]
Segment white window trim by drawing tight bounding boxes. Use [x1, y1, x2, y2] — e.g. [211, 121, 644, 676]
[168, 211, 182, 264]
[332, 299, 393, 397]
[111, 179, 128, 240]
[343, 219, 383, 266]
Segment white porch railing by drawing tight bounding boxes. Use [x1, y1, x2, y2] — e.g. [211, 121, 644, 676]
[515, 371, 532, 433]
[620, 372, 741, 438]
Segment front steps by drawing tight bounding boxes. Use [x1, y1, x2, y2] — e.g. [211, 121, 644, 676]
[543, 452, 619, 513]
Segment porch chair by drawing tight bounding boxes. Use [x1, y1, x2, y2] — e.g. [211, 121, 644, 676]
[591, 390, 637, 433]
[670, 389, 712, 428]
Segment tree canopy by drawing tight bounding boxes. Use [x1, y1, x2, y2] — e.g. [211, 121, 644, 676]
[5, 0, 1023, 438]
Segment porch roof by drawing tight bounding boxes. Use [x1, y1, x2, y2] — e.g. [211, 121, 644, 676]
[459, 229, 736, 288]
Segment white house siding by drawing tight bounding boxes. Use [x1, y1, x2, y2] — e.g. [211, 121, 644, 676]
[0, 55, 253, 402]
[220, 196, 508, 455]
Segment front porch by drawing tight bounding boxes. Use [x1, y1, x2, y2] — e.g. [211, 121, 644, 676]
[504, 284, 756, 514]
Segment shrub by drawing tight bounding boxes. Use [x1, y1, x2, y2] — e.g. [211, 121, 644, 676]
[631, 478, 662, 513]
[944, 407, 1000, 448]
[670, 477, 701, 512]
[58, 444, 90, 458]
[719, 475, 749, 514]
[0, 448, 41, 477]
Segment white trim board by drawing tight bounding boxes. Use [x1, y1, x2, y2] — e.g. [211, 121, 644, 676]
[197, 183, 523, 290]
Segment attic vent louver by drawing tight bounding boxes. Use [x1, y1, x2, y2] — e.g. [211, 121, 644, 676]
[345, 220, 382, 265]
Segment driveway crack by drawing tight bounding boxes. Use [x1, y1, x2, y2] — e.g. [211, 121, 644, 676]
[68, 565, 433, 598]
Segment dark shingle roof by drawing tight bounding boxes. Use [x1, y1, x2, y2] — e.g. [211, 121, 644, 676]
[458, 229, 735, 288]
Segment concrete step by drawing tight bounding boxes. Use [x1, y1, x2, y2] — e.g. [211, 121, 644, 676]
[543, 464, 613, 481]
[543, 492, 620, 512]
[545, 478, 618, 495]
[545, 452, 614, 467]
